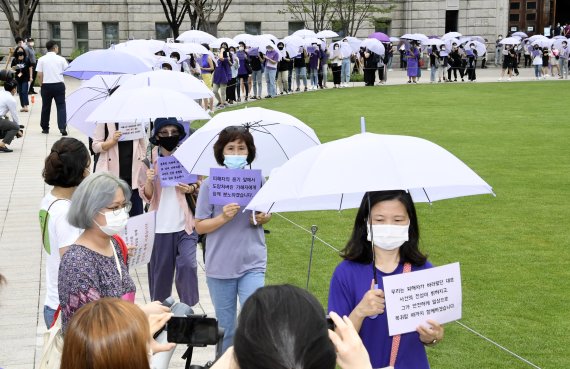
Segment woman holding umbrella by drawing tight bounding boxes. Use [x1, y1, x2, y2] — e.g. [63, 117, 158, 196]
[405, 41, 420, 83]
[194, 127, 271, 353]
[328, 190, 444, 369]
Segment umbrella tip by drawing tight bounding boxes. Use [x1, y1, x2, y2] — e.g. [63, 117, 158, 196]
[360, 117, 366, 133]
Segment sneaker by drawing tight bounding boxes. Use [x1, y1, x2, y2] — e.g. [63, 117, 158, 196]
[60, 129, 68, 136]
[295, 88, 300, 92]
[0, 146, 13, 153]
[304, 87, 307, 92]
[41, 129, 49, 134]
[507, 77, 511, 81]
[498, 77, 503, 81]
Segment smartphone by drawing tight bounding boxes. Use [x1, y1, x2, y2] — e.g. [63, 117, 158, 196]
[167, 316, 218, 345]
[326, 315, 335, 331]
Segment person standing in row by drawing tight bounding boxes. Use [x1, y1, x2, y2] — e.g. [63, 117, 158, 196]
[558, 41, 569, 79]
[406, 42, 420, 84]
[37, 40, 68, 136]
[330, 43, 342, 88]
[10, 46, 33, 112]
[264, 44, 279, 98]
[236, 42, 251, 101]
[341, 38, 351, 87]
[200, 44, 215, 113]
[27, 38, 38, 94]
[276, 42, 290, 95]
[293, 46, 308, 92]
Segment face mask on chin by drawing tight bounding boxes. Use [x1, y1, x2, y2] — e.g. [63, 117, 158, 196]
[95, 208, 129, 236]
[157, 136, 180, 152]
[366, 223, 410, 251]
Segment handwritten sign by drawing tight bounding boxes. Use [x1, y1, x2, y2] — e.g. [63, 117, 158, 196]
[118, 122, 146, 141]
[157, 156, 198, 187]
[383, 262, 462, 336]
[119, 211, 156, 269]
[209, 168, 262, 206]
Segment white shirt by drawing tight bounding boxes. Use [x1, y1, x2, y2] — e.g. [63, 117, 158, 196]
[155, 186, 185, 233]
[40, 193, 82, 309]
[0, 90, 19, 125]
[36, 51, 68, 83]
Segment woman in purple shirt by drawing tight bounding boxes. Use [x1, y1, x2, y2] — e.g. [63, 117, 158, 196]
[328, 190, 444, 369]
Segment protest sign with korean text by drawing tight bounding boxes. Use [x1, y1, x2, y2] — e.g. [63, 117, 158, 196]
[209, 168, 262, 206]
[118, 122, 146, 141]
[383, 262, 462, 336]
[158, 156, 198, 187]
[119, 211, 156, 269]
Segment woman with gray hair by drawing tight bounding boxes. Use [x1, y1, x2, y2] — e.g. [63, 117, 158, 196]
[57, 172, 137, 331]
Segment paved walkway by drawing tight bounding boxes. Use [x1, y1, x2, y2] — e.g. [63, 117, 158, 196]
[0, 65, 565, 368]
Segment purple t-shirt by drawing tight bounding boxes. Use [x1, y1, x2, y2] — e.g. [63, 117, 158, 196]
[237, 50, 249, 75]
[328, 259, 433, 369]
[195, 177, 267, 279]
[265, 49, 279, 70]
[309, 49, 321, 69]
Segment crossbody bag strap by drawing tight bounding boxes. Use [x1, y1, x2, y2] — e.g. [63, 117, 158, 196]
[389, 262, 412, 368]
[111, 240, 122, 279]
[40, 198, 66, 254]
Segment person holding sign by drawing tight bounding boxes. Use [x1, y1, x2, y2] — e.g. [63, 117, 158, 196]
[194, 126, 271, 353]
[92, 122, 147, 217]
[138, 117, 200, 307]
[328, 190, 444, 369]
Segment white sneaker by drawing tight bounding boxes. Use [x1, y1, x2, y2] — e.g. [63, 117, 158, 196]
[507, 77, 511, 81]
[498, 77, 503, 81]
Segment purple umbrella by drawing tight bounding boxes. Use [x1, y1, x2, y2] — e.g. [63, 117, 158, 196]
[63, 49, 153, 80]
[368, 32, 390, 43]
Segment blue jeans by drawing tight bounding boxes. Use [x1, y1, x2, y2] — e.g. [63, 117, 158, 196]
[252, 69, 263, 97]
[207, 271, 265, 352]
[559, 58, 568, 78]
[341, 58, 351, 83]
[534, 65, 541, 78]
[310, 67, 318, 87]
[295, 66, 307, 89]
[265, 68, 277, 96]
[430, 66, 437, 82]
[44, 305, 57, 328]
[17, 80, 29, 107]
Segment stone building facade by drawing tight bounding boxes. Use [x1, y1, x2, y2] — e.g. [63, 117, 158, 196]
[0, 0, 509, 58]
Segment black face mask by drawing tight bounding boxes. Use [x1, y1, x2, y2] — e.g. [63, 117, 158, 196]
[278, 47, 284, 50]
[158, 136, 180, 152]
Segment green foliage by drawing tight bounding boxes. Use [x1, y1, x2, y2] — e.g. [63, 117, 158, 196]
[69, 48, 85, 61]
[223, 82, 570, 369]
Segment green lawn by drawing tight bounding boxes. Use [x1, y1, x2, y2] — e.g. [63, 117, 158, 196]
[221, 82, 570, 369]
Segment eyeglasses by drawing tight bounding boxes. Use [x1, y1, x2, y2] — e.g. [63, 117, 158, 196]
[104, 202, 132, 216]
[223, 126, 248, 134]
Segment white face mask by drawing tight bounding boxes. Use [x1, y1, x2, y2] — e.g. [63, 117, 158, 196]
[96, 208, 129, 236]
[366, 223, 409, 251]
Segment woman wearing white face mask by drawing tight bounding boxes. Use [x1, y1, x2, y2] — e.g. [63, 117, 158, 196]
[58, 172, 137, 332]
[328, 190, 444, 369]
[194, 126, 271, 353]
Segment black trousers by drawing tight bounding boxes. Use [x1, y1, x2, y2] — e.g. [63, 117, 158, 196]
[29, 63, 37, 92]
[40, 82, 66, 132]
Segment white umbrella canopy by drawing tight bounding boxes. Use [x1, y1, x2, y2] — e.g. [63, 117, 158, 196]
[153, 56, 181, 71]
[499, 37, 521, 45]
[424, 38, 445, 47]
[553, 39, 569, 51]
[174, 107, 321, 177]
[531, 38, 554, 48]
[282, 35, 305, 57]
[292, 29, 317, 38]
[250, 35, 276, 51]
[117, 70, 213, 99]
[164, 42, 209, 56]
[442, 32, 462, 40]
[209, 37, 239, 49]
[86, 86, 210, 123]
[344, 37, 362, 52]
[316, 30, 339, 38]
[245, 132, 494, 213]
[553, 35, 568, 40]
[177, 30, 217, 44]
[389, 36, 400, 43]
[360, 38, 385, 56]
[233, 33, 256, 46]
[465, 40, 487, 56]
[328, 41, 353, 58]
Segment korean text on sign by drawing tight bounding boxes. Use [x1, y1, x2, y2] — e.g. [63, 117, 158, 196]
[157, 156, 198, 187]
[209, 167, 262, 206]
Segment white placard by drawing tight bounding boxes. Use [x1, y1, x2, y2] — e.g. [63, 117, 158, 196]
[118, 122, 146, 141]
[119, 211, 156, 268]
[383, 262, 462, 336]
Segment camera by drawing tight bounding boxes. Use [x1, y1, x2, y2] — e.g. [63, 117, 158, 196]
[0, 69, 15, 82]
[167, 316, 219, 345]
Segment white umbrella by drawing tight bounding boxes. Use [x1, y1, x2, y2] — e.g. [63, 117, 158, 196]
[164, 42, 209, 56]
[528, 35, 548, 42]
[246, 132, 494, 213]
[512, 31, 528, 38]
[250, 35, 276, 51]
[233, 34, 256, 46]
[425, 38, 445, 47]
[465, 40, 487, 56]
[553, 39, 569, 51]
[360, 38, 385, 56]
[389, 36, 400, 43]
[173, 107, 321, 177]
[113, 39, 166, 54]
[401, 33, 429, 43]
[177, 30, 216, 44]
[316, 30, 339, 38]
[531, 38, 554, 48]
[66, 74, 132, 137]
[553, 35, 567, 40]
[153, 56, 181, 71]
[442, 32, 462, 40]
[86, 86, 210, 123]
[209, 37, 239, 49]
[116, 70, 213, 99]
[344, 37, 362, 52]
[262, 34, 280, 45]
[282, 35, 305, 58]
[292, 29, 317, 38]
[303, 37, 326, 48]
[499, 37, 521, 45]
[444, 38, 461, 50]
[328, 41, 353, 59]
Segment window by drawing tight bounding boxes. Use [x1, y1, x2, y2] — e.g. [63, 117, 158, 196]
[510, 2, 520, 9]
[155, 23, 172, 40]
[509, 14, 520, 22]
[74, 22, 89, 52]
[527, 1, 536, 9]
[526, 13, 536, 21]
[49, 22, 61, 45]
[245, 22, 261, 35]
[445, 10, 458, 33]
[331, 19, 348, 38]
[288, 21, 305, 35]
[103, 23, 119, 48]
[374, 18, 392, 34]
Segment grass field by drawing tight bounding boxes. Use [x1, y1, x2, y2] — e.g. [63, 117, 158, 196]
[217, 82, 570, 369]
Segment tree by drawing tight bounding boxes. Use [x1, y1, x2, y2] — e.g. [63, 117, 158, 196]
[279, 0, 335, 32]
[334, 0, 395, 37]
[0, 0, 40, 40]
[187, 0, 233, 34]
[159, 0, 190, 39]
